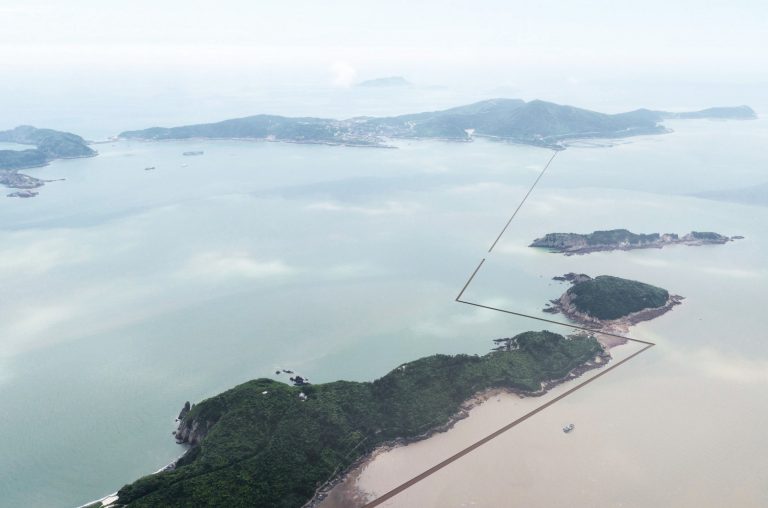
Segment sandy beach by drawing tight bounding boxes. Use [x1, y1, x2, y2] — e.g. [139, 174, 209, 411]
[318, 335, 645, 508]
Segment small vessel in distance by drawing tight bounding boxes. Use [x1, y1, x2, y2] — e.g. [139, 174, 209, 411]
[182, 150, 204, 156]
[563, 423, 575, 433]
[144, 166, 156, 171]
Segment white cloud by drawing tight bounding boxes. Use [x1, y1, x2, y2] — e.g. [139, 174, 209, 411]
[325, 263, 377, 278]
[445, 182, 511, 195]
[0, 235, 93, 275]
[2, 302, 79, 342]
[306, 200, 419, 215]
[629, 257, 673, 268]
[697, 266, 766, 279]
[330, 60, 357, 87]
[688, 347, 768, 384]
[179, 251, 295, 280]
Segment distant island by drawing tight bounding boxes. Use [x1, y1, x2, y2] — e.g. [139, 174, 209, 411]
[545, 274, 683, 333]
[530, 229, 739, 255]
[356, 76, 411, 87]
[99, 331, 604, 507]
[0, 126, 97, 194]
[118, 99, 756, 150]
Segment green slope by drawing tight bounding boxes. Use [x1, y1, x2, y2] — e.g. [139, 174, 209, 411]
[567, 275, 669, 320]
[115, 331, 602, 507]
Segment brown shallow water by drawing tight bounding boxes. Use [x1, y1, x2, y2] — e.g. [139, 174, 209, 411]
[320, 338, 648, 507]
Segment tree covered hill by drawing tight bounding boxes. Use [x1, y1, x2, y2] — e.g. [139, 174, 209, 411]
[113, 331, 602, 508]
[0, 125, 96, 171]
[118, 100, 755, 149]
[567, 275, 670, 320]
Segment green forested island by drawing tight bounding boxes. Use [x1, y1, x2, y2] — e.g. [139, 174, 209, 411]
[118, 100, 755, 149]
[530, 229, 735, 255]
[107, 331, 602, 507]
[0, 126, 97, 192]
[546, 274, 682, 326]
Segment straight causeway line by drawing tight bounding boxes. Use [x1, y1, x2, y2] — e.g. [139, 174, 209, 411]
[362, 148, 657, 507]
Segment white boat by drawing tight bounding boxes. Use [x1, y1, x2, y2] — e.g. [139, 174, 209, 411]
[563, 423, 575, 433]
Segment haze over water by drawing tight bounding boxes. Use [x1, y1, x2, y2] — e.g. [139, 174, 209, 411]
[321, 117, 768, 507]
[1, 104, 766, 506]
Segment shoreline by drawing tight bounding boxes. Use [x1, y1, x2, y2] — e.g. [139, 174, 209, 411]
[308, 341, 614, 507]
[78, 453, 185, 508]
[117, 136, 395, 149]
[547, 291, 684, 334]
[536, 238, 737, 256]
[1, 151, 97, 191]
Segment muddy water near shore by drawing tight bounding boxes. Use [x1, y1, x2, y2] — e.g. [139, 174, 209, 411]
[321, 119, 768, 507]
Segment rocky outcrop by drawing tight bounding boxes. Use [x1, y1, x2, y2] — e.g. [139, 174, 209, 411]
[174, 401, 212, 446]
[0, 170, 45, 190]
[177, 401, 191, 421]
[175, 416, 210, 446]
[552, 272, 592, 284]
[6, 190, 38, 198]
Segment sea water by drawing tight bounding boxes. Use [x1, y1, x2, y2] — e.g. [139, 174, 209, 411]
[345, 117, 768, 507]
[0, 117, 766, 506]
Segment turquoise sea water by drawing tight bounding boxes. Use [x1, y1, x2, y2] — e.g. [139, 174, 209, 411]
[0, 118, 766, 506]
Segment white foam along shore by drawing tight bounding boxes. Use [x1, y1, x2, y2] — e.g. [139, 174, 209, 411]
[75, 458, 180, 508]
[74, 492, 118, 508]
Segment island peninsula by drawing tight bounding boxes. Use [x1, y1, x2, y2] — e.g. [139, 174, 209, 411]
[0, 126, 97, 195]
[104, 331, 604, 507]
[118, 100, 755, 150]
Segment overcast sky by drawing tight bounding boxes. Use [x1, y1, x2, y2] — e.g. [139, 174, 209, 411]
[0, 0, 766, 134]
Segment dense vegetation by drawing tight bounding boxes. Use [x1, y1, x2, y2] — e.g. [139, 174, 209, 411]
[584, 229, 661, 245]
[567, 275, 669, 320]
[531, 229, 663, 250]
[118, 99, 754, 148]
[115, 331, 601, 507]
[688, 231, 724, 240]
[0, 149, 48, 170]
[0, 125, 96, 171]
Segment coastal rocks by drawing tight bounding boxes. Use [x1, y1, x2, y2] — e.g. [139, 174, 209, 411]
[545, 273, 684, 333]
[290, 375, 309, 386]
[552, 272, 592, 284]
[175, 417, 209, 446]
[174, 401, 209, 446]
[6, 190, 38, 198]
[0, 170, 45, 190]
[177, 401, 191, 421]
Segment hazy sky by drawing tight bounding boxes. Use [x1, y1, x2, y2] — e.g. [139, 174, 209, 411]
[0, 0, 766, 134]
